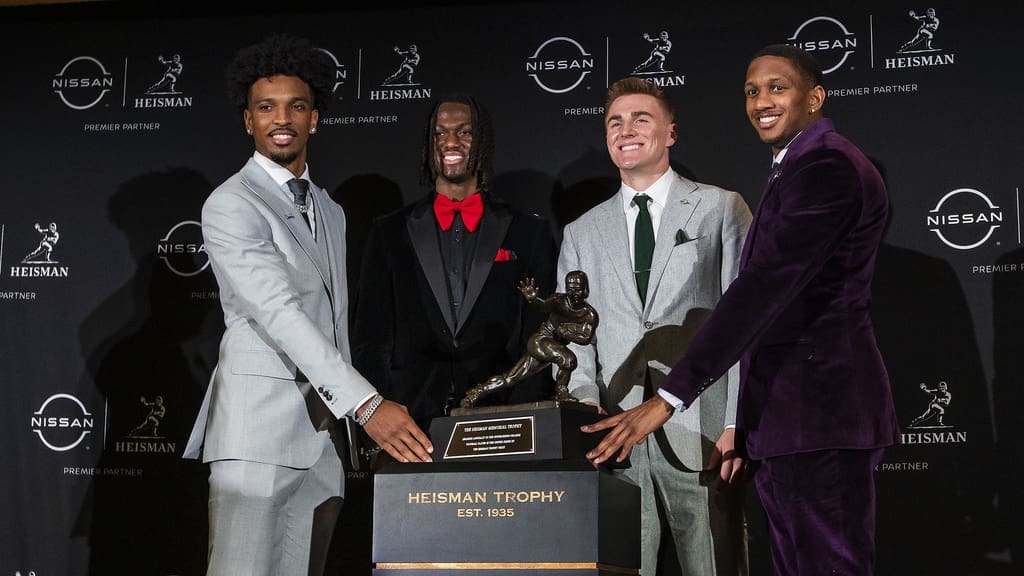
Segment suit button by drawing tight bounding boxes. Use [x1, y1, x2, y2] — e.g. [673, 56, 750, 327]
[452, 339, 460, 349]
[644, 321, 654, 329]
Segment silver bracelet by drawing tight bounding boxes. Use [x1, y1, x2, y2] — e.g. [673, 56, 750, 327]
[356, 394, 384, 427]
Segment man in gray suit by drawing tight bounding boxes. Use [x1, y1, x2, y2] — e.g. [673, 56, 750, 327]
[183, 34, 432, 576]
[557, 77, 751, 575]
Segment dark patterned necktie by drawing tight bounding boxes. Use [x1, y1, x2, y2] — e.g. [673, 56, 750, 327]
[287, 178, 310, 228]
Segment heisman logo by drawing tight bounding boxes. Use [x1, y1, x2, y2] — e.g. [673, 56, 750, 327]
[883, 7, 955, 70]
[908, 380, 952, 429]
[115, 395, 177, 454]
[9, 222, 70, 278]
[145, 54, 184, 95]
[22, 222, 60, 264]
[897, 8, 941, 53]
[632, 31, 673, 74]
[128, 395, 166, 439]
[630, 31, 685, 88]
[382, 44, 421, 86]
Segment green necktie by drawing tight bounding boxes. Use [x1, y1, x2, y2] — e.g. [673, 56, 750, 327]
[633, 194, 655, 306]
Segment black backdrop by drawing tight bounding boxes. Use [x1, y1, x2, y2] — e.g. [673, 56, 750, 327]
[2, 1, 1021, 574]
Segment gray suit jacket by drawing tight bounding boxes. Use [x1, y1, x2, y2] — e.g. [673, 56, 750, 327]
[184, 157, 375, 470]
[557, 171, 751, 470]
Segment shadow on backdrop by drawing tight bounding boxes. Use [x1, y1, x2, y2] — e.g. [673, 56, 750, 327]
[869, 157, 1001, 575]
[493, 168, 559, 241]
[330, 173, 405, 318]
[77, 167, 221, 576]
[327, 172, 404, 576]
[992, 245, 1024, 571]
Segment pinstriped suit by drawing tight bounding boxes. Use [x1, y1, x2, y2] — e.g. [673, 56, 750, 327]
[558, 170, 751, 575]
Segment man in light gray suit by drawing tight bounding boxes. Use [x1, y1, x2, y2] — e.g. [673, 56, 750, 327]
[557, 77, 751, 575]
[183, 34, 432, 576]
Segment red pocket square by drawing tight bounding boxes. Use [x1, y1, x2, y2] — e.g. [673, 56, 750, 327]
[495, 248, 513, 262]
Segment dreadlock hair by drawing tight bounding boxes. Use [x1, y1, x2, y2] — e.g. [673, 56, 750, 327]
[752, 44, 825, 89]
[419, 93, 496, 195]
[225, 33, 335, 113]
[605, 76, 676, 123]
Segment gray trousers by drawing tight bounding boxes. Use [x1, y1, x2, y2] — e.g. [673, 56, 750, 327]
[206, 439, 343, 576]
[619, 432, 749, 576]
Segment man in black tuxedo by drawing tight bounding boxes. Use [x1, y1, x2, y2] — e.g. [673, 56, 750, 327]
[353, 93, 557, 445]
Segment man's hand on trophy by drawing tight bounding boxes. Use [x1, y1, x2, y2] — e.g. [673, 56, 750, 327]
[360, 399, 434, 463]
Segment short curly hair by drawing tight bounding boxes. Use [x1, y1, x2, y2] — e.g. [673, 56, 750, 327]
[225, 33, 335, 113]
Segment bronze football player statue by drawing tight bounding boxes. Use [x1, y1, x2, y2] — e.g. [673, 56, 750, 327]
[461, 270, 599, 408]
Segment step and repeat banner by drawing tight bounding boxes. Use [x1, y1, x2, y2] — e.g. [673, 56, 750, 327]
[2, 1, 1020, 575]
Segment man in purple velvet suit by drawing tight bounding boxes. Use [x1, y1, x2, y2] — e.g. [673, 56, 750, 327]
[583, 44, 900, 574]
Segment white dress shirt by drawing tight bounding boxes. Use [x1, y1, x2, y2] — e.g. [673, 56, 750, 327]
[253, 151, 317, 240]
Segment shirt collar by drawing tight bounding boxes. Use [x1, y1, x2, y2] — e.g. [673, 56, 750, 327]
[620, 168, 674, 213]
[252, 151, 311, 188]
[772, 127, 810, 166]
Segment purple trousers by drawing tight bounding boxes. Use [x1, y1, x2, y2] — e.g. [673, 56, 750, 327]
[755, 448, 885, 575]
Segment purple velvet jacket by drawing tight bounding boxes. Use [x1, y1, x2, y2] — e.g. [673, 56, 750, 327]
[661, 118, 900, 459]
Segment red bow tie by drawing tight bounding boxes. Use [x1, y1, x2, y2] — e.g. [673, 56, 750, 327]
[433, 192, 483, 232]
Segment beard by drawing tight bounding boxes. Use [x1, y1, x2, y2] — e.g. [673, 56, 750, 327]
[437, 162, 473, 184]
[270, 150, 300, 167]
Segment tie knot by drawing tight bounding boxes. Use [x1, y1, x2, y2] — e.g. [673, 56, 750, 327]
[287, 178, 309, 207]
[634, 194, 652, 212]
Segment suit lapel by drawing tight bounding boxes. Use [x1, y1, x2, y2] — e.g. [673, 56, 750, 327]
[457, 205, 510, 334]
[406, 196, 456, 334]
[239, 160, 329, 288]
[309, 184, 334, 299]
[647, 175, 699, 313]
[741, 170, 781, 268]
[741, 118, 832, 268]
[593, 194, 642, 313]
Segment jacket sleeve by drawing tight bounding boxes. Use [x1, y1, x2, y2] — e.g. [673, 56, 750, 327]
[202, 188, 376, 420]
[663, 149, 865, 406]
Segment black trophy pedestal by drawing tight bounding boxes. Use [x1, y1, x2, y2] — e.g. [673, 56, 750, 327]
[371, 402, 639, 574]
[372, 461, 639, 575]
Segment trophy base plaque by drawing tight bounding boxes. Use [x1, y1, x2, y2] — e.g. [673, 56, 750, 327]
[373, 460, 640, 575]
[429, 400, 624, 467]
